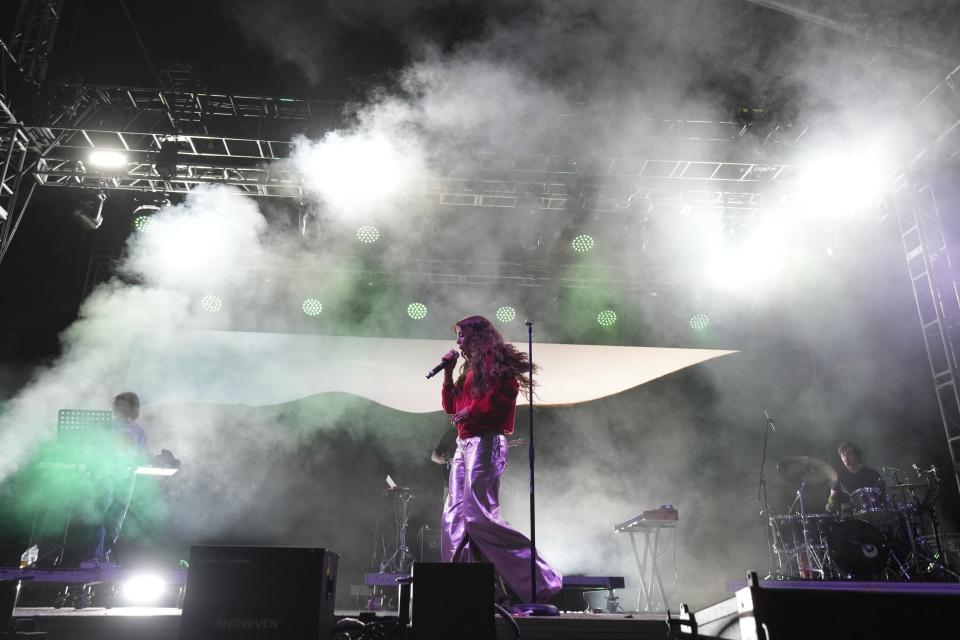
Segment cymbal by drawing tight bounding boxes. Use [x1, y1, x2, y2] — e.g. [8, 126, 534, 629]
[777, 456, 838, 485]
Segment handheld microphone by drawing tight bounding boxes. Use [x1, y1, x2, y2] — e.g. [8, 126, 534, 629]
[426, 353, 458, 379]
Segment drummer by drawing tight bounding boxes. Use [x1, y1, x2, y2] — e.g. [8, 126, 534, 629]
[825, 441, 884, 514]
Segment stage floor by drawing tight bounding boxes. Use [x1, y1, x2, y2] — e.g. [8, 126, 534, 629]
[12, 607, 671, 640]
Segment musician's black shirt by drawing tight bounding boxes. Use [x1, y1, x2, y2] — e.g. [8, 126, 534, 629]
[833, 465, 884, 494]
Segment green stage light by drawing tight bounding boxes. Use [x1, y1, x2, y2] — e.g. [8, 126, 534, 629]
[572, 234, 595, 253]
[496, 306, 516, 323]
[200, 294, 222, 313]
[407, 302, 428, 320]
[133, 215, 153, 232]
[597, 309, 617, 327]
[357, 225, 380, 244]
[690, 313, 710, 331]
[131, 203, 163, 233]
[302, 298, 323, 316]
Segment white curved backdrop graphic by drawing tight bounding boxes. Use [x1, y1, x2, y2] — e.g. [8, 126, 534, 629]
[127, 330, 737, 412]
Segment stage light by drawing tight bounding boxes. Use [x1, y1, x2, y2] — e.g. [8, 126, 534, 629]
[200, 294, 223, 313]
[133, 215, 153, 232]
[302, 298, 323, 316]
[597, 309, 617, 327]
[496, 306, 516, 323]
[571, 234, 595, 253]
[131, 204, 163, 233]
[72, 192, 107, 231]
[88, 149, 128, 169]
[797, 144, 895, 217]
[155, 140, 179, 179]
[706, 218, 788, 291]
[689, 313, 710, 331]
[407, 302, 428, 320]
[357, 225, 380, 244]
[122, 573, 165, 604]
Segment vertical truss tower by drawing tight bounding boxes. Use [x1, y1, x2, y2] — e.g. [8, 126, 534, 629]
[896, 183, 960, 496]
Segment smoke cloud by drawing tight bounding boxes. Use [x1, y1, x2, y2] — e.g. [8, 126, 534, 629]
[1, 0, 957, 610]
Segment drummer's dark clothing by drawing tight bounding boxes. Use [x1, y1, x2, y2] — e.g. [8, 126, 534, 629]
[833, 465, 883, 495]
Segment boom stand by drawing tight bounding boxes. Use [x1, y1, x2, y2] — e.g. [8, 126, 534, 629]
[527, 320, 537, 603]
[509, 321, 558, 616]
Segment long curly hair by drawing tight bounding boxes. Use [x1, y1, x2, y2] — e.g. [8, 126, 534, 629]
[454, 315, 537, 398]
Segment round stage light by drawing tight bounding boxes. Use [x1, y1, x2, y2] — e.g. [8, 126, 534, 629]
[496, 306, 516, 323]
[356, 225, 380, 244]
[131, 203, 163, 233]
[571, 234, 595, 253]
[122, 573, 165, 604]
[407, 302, 428, 320]
[200, 294, 223, 313]
[133, 215, 153, 232]
[302, 298, 323, 316]
[597, 309, 617, 327]
[88, 149, 128, 169]
[689, 313, 710, 331]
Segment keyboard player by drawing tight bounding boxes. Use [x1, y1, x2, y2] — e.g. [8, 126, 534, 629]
[81, 392, 148, 567]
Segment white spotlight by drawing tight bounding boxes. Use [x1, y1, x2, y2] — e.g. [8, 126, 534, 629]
[122, 573, 166, 604]
[706, 219, 787, 292]
[797, 144, 895, 218]
[88, 149, 129, 169]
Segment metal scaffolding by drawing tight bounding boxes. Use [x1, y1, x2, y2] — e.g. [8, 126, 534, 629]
[2, 123, 798, 220]
[46, 82, 800, 148]
[6, 0, 63, 86]
[0, 100, 37, 263]
[895, 183, 960, 495]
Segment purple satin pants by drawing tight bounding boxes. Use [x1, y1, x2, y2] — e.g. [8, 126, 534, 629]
[441, 432, 563, 602]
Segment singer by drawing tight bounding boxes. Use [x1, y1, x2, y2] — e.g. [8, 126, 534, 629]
[438, 315, 562, 603]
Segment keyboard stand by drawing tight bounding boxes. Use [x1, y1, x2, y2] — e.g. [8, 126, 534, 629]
[620, 521, 675, 613]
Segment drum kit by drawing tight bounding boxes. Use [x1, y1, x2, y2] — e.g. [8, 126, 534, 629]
[767, 456, 958, 581]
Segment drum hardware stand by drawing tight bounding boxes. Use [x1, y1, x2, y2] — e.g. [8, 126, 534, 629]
[378, 486, 416, 574]
[893, 466, 959, 581]
[785, 479, 828, 579]
[757, 409, 777, 579]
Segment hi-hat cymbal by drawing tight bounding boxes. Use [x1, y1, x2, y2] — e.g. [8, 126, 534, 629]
[777, 456, 838, 485]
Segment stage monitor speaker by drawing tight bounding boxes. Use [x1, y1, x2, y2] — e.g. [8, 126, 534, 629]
[736, 571, 960, 639]
[179, 545, 337, 640]
[412, 562, 495, 640]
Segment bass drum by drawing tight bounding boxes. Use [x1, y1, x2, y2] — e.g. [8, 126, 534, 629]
[826, 519, 889, 578]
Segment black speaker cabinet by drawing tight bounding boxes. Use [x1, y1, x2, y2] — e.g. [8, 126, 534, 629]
[735, 571, 960, 640]
[179, 546, 337, 640]
[412, 562, 495, 640]
[418, 526, 442, 563]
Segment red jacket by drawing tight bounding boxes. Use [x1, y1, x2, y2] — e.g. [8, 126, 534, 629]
[442, 370, 519, 438]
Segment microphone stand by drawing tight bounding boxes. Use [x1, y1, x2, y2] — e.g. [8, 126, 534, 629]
[757, 409, 776, 579]
[526, 320, 537, 603]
